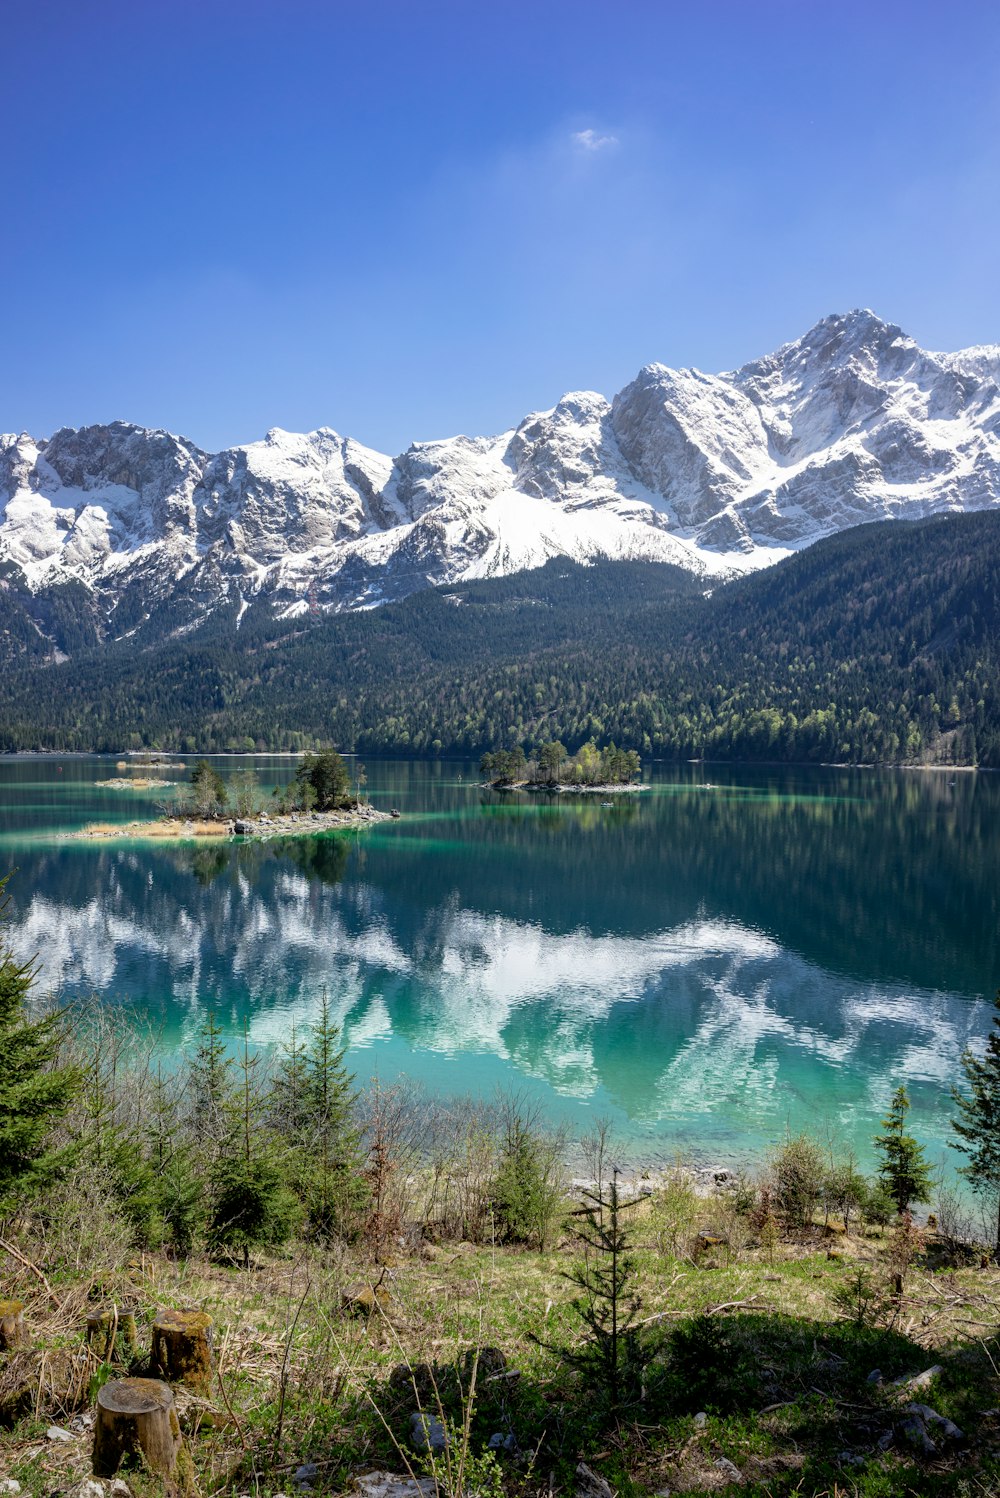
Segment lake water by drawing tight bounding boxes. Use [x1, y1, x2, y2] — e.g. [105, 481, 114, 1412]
[0, 756, 995, 1175]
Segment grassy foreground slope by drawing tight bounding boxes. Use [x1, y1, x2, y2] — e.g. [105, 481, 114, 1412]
[0, 511, 998, 763]
[2, 1182, 999, 1498]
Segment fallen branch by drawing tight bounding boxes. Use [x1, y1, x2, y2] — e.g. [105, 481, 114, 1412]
[0, 1237, 58, 1307]
[215, 1362, 248, 1452]
[707, 1295, 761, 1316]
[634, 1309, 684, 1329]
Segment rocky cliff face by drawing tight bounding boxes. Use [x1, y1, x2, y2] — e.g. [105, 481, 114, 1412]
[2, 310, 998, 642]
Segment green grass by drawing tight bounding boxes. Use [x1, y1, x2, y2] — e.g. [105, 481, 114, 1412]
[3, 1201, 1000, 1496]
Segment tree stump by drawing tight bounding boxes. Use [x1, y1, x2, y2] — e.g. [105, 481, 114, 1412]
[151, 1308, 213, 1395]
[0, 1299, 26, 1350]
[86, 1306, 138, 1363]
[93, 1377, 181, 1478]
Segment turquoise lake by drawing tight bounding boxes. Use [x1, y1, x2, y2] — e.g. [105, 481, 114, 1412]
[0, 756, 996, 1175]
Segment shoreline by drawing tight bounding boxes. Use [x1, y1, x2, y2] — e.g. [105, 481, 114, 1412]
[484, 780, 650, 794]
[2, 747, 993, 772]
[63, 804, 395, 843]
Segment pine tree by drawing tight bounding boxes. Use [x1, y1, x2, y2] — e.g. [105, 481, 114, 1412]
[189, 1012, 234, 1155]
[549, 1169, 649, 1414]
[272, 999, 367, 1241]
[268, 1022, 311, 1137]
[873, 1084, 933, 1214]
[189, 760, 228, 816]
[209, 1023, 298, 1267]
[146, 1062, 202, 1255]
[952, 989, 1000, 1256]
[0, 877, 79, 1216]
[82, 1028, 157, 1242]
[490, 1101, 560, 1249]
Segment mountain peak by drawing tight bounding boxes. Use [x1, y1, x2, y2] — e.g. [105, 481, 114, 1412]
[742, 308, 912, 375]
[3, 311, 999, 634]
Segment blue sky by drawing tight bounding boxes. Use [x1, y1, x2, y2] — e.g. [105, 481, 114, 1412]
[4, 0, 1000, 455]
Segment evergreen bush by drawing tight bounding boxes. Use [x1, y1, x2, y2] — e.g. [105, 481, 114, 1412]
[0, 876, 79, 1217]
[952, 989, 1000, 1256]
[873, 1085, 933, 1214]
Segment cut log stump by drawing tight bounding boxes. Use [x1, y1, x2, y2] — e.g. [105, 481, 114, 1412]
[86, 1305, 138, 1362]
[0, 1299, 25, 1351]
[93, 1377, 181, 1478]
[151, 1308, 213, 1395]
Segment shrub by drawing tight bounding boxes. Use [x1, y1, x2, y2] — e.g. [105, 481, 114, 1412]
[822, 1154, 868, 1232]
[861, 1177, 897, 1230]
[666, 1315, 733, 1411]
[208, 1152, 300, 1266]
[831, 1266, 893, 1329]
[490, 1102, 561, 1249]
[769, 1134, 825, 1230]
[650, 1166, 699, 1259]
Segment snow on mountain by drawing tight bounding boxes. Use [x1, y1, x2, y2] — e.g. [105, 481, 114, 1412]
[2, 310, 999, 642]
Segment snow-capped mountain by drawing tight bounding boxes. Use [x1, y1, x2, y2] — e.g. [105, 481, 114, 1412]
[2, 309, 998, 641]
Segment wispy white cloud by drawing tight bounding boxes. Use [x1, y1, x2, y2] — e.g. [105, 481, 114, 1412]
[571, 128, 619, 153]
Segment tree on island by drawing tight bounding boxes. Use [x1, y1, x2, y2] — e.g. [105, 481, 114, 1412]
[479, 747, 527, 786]
[951, 989, 1000, 1256]
[189, 760, 228, 817]
[230, 768, 261, 819]
[480, 739, 641, 789]
[0, 876, 79, 1216]
[537, 740, 567, 786]
[873, 1084, 933, 1214]
[294, 750, 353, 811]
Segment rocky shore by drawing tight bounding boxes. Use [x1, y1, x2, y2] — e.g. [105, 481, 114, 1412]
[65, 804, 396, 842]
[94, 777, 176, 789]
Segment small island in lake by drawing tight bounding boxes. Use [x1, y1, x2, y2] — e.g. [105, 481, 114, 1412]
[94, 776, 177, 790]
[71, 750, 397, 841]
[480, 738, 647, 792]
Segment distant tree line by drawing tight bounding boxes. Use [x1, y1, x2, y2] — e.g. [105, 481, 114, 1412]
[0, 511, 997, 764]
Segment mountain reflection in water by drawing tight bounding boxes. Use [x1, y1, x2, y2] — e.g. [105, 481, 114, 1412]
[1, 757, 995, 1167]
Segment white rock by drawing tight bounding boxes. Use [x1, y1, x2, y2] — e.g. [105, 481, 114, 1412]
[903, 1401, 964, 1441]
[576, 1462, 614, 1498]
[714, 1456, 744, 1481]
[354, 1474, 437, 1498]
[892, 1364, 944, 1393]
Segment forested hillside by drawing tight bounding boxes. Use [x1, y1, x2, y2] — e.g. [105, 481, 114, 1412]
[0, 511, 998, 765]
